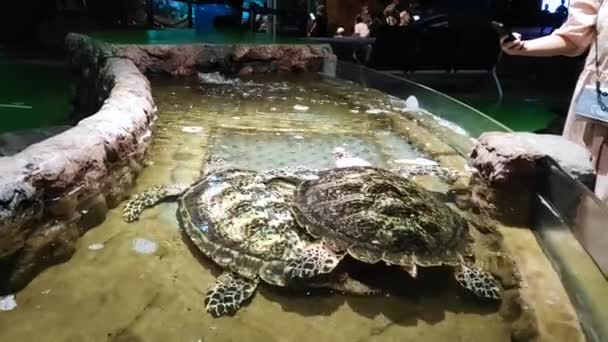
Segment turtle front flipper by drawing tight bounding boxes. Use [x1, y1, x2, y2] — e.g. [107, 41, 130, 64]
[204, 272, 259, 318]
[122, 184, 188, 222]
[454, 263, 502, 301]
[284, 243, 343, 280]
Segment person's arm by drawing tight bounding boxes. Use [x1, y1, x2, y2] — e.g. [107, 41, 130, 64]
[502, 0, 599, 57]
[502, 33, 580, 57]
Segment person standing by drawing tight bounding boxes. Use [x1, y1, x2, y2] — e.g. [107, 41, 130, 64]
[502, 0, 608, 202]
[383, 0, 401, 26]
[308, 4, 328, 37]
[354, 15, 370, 37]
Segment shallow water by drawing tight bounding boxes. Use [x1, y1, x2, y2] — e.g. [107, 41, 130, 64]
[0, 74, 582, 341]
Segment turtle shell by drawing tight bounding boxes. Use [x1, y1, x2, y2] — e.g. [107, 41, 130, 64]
[178, 168, 310, 287]
[291, 166, 473, 268]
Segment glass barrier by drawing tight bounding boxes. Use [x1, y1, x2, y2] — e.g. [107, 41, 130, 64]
[333, 61, 608, 342]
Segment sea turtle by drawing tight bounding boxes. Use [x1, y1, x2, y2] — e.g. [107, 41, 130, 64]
[122, 161, 378, 318]
[283, 166, 502, 301]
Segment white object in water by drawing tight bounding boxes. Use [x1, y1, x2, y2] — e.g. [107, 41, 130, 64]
[88, 243, 104, 251]
[292, 135, 304, 140]
[182, 126, 203, 134]
[432, 116, 468, 136]
[349, 109, 360, 113]
[393, 157, 439, 166]
[0, 295, 17, 311]
[0, 103, 32, 110]
[365, 108, 386, 115]
[293, 104, 310, 111]
[197, 72, 237, 85]
[404, 96, 420, 109]
[132, 238, 158, 255]
[334, 147, 372, 168]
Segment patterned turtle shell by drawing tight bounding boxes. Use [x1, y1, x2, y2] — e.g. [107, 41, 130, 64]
[291, 166, 474, 268]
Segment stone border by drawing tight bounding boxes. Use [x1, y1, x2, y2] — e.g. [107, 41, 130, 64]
[0, 36, 156, 294]
[0, 33, 337, 294]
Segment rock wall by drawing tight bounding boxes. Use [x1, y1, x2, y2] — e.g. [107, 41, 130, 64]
[469, 132, 595, 226]
[114, 42, 336, 77]
[0, 35, 156, 294]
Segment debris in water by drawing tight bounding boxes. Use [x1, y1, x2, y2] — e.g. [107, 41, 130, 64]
[41, 289, 51, 295]
[0, 295, 17, 311]
[293, 104, 309, 111]
[88, 243, 104, 251]
[232, 116, 240, 120]
[349, 109, 359, 113]
[292, 135, 304, 140]
[182, 126, 203, 134]
[393, 158, 439, 166]
[405, 95, 419, 109]
[132, 238, 158, 255]
[365, 108, 386, 114]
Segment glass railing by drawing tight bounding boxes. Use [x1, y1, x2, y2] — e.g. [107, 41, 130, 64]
[333, 61, 608, 342]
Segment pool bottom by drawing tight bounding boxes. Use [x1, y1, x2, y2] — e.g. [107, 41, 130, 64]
[0, 73, 587, 342]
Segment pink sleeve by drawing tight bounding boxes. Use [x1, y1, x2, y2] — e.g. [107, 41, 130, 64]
[553, 0, 599, 56]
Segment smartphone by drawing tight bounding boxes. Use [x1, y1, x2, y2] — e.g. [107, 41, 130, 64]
[491, 21, 517, 43]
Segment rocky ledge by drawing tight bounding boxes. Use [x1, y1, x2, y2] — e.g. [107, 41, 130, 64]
[0, 33, 337, 294]
[469, 132, 595, 225]
[0, 36, 155, 294]
[114, 40, 336, 77]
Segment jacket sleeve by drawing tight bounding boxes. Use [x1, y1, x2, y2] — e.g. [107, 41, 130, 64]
[553, 0, 600, 56]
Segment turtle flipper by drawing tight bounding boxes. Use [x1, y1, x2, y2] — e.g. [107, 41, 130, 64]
[284, 243, 343, 280]
[122, 184, 188, 222]
[204, 272, 259, 318]
[454, 263, 501, 301]
[391, 165, 461, 184]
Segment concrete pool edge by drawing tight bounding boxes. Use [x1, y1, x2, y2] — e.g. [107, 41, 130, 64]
[0, 34, 156, 293]
[0, 33, 338, 295]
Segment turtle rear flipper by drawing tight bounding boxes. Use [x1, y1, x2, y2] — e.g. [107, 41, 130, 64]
[205, 272, 259, 318]
[284, 243, 343, 280]
[122, 184, 189, 222]
[454, 263, 502, 301]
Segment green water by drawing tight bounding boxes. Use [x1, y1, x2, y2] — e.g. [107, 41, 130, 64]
[88, 29, 305, 45]
[0, 58, 71, 134]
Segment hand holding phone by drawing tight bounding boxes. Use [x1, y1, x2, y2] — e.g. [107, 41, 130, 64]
[491, 21, 517, 43]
